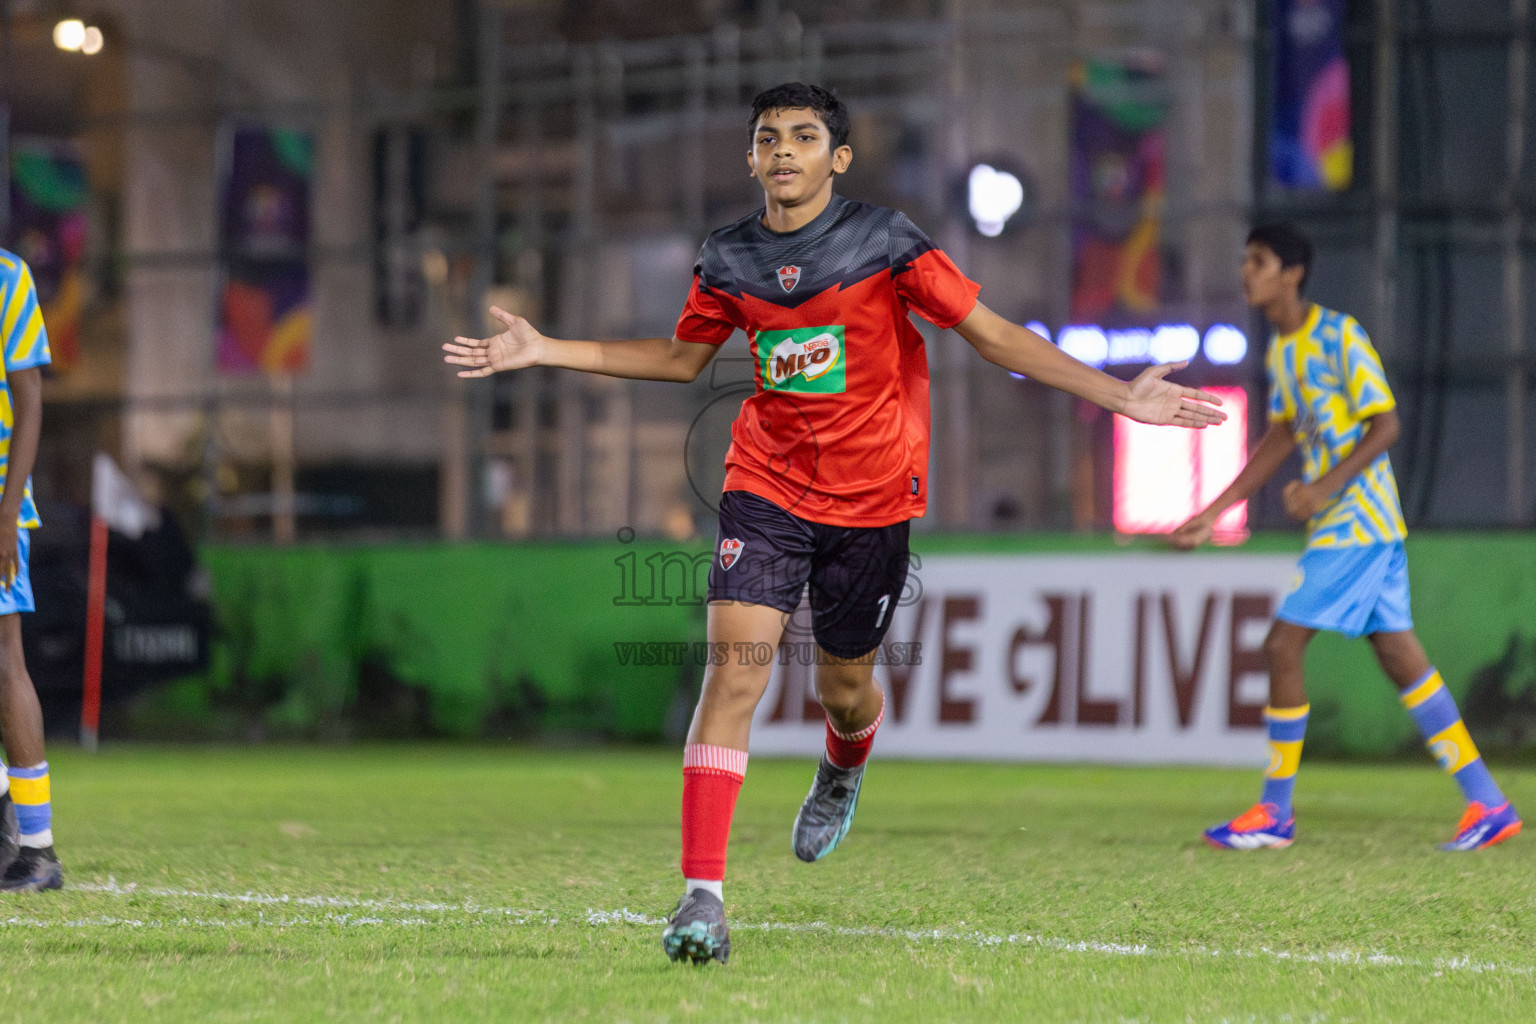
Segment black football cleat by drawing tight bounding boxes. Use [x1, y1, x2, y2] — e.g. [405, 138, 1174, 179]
[0, 794, 18, 879]
[1, 845, 63, 893]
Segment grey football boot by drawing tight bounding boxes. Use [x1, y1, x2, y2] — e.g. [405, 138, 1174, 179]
[791, 755, 866, 862]
[661, 888, 731, 964]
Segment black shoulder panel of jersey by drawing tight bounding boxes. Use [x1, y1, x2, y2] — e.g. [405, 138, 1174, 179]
[888, 210, 938, 277]
[694, 197, 935, 310]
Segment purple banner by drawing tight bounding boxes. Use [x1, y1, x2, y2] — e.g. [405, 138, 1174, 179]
[8, 140, 87, 371]
[218, 126, 313, 374]
[1070, 58, 1167, 320]
[1271, 0, 1352, 191]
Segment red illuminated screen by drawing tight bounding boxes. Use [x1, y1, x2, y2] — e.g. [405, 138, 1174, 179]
[1113, 387, 1248, 535]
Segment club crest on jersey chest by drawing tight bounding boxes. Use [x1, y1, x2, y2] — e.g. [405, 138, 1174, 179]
[776, 265, 801, 292]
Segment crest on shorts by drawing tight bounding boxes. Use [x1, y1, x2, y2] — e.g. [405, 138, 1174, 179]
[777, 265, 800, 292]
[719, 537, 744, 570]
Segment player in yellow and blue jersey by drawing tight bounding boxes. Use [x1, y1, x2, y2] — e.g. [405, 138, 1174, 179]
[1172, 223, 1520, 852]
[0, 249, 63, 890]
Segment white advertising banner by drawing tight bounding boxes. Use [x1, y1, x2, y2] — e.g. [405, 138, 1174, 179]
[749, 553, 1299, 766]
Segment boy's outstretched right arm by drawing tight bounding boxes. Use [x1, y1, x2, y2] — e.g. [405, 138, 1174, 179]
[443, 305, 720, 383]
[1168, 421, 1297, 549]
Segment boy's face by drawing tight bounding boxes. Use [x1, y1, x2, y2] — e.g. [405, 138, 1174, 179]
[1241, 241, 1304, 307]
[748, 107, 852, 206]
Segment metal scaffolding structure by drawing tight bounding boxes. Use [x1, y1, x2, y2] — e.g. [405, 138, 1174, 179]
[444, 2, 1259, 541]
[3, 0, 1532, 543]
[1254, 0, 1534, 527]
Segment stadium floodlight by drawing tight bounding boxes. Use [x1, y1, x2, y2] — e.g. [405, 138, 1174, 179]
[1203, 323, 1248, 364]
[1149, 324, 1200, 363]
[966, 163, 1024, 237]
[1058, 325, 1109, 368]
[1005, 319, 1252, 376]
[53, 19, 87, 51]
[53, 20, 103, 54]
[1108, 328, 1152, 364]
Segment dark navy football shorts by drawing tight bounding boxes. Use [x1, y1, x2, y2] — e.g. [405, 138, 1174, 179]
[708, 490, 911, 659]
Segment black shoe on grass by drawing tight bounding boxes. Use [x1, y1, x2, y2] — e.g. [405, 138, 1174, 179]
[661, 888, 730, 965]
[0, 794, 18, 878]
[1, 845, 63, 893]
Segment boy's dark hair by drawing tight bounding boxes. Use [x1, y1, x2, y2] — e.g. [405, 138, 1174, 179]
[1247, 222, 1313, 292]
[748, 83, 851, 150]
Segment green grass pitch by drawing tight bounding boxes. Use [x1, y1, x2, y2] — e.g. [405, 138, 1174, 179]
[1, 746, 1532, 1022]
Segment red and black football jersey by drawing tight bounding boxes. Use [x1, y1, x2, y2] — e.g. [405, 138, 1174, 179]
[675, 195, 980, 527]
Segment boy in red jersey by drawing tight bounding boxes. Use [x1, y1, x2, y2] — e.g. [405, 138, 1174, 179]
[444, 83, 1224, 964]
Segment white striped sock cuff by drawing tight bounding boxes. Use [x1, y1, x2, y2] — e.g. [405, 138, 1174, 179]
[830, 691, 886, 743]
[682, 744, 748, 777]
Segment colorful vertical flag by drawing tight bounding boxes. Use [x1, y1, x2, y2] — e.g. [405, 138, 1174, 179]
[1069, 58, 1169, 320]
[217, 126, 314, 374]
[1270, 0, 1353, 191]
[7, 141, 87, 372]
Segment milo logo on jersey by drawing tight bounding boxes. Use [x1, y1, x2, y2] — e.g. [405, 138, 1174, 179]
[756, 325, 846, 394]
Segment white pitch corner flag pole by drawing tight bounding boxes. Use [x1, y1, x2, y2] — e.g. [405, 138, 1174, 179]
[82, 453, 159, 751]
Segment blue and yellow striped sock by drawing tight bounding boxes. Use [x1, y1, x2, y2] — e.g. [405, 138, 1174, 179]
[1259, 704, 1308, 818]
[1401, 669, 1504, 808]
[8, 762, 52, 848]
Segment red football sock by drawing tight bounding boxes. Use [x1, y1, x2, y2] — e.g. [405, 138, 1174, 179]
[679, 744, 747, 881]
[825, 691, 885, 769]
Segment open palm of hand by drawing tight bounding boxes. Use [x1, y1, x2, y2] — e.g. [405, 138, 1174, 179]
[1122, 361, 1226, 428]
[442, 306, 542, 378]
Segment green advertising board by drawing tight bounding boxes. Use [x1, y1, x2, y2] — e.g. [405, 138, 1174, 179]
[123, 533, 1536, 757]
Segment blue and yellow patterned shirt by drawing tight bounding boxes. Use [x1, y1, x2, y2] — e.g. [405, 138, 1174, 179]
[1267, 304, 1406, 549]
[0, 249, 52, 529]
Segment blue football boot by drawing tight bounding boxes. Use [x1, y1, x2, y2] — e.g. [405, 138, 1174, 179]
[1442, 801, 1522, 852]
[1204, 803, 1296, 850]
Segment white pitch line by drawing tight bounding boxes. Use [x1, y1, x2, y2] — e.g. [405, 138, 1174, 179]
[21, 881, 1529, 979]
[73, 880, 554, 921]
[732, 921, 1534, 976]
[0, 914, 447, 930]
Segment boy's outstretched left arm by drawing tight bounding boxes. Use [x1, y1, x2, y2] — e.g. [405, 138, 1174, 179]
[953, 302, 1225, 428]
